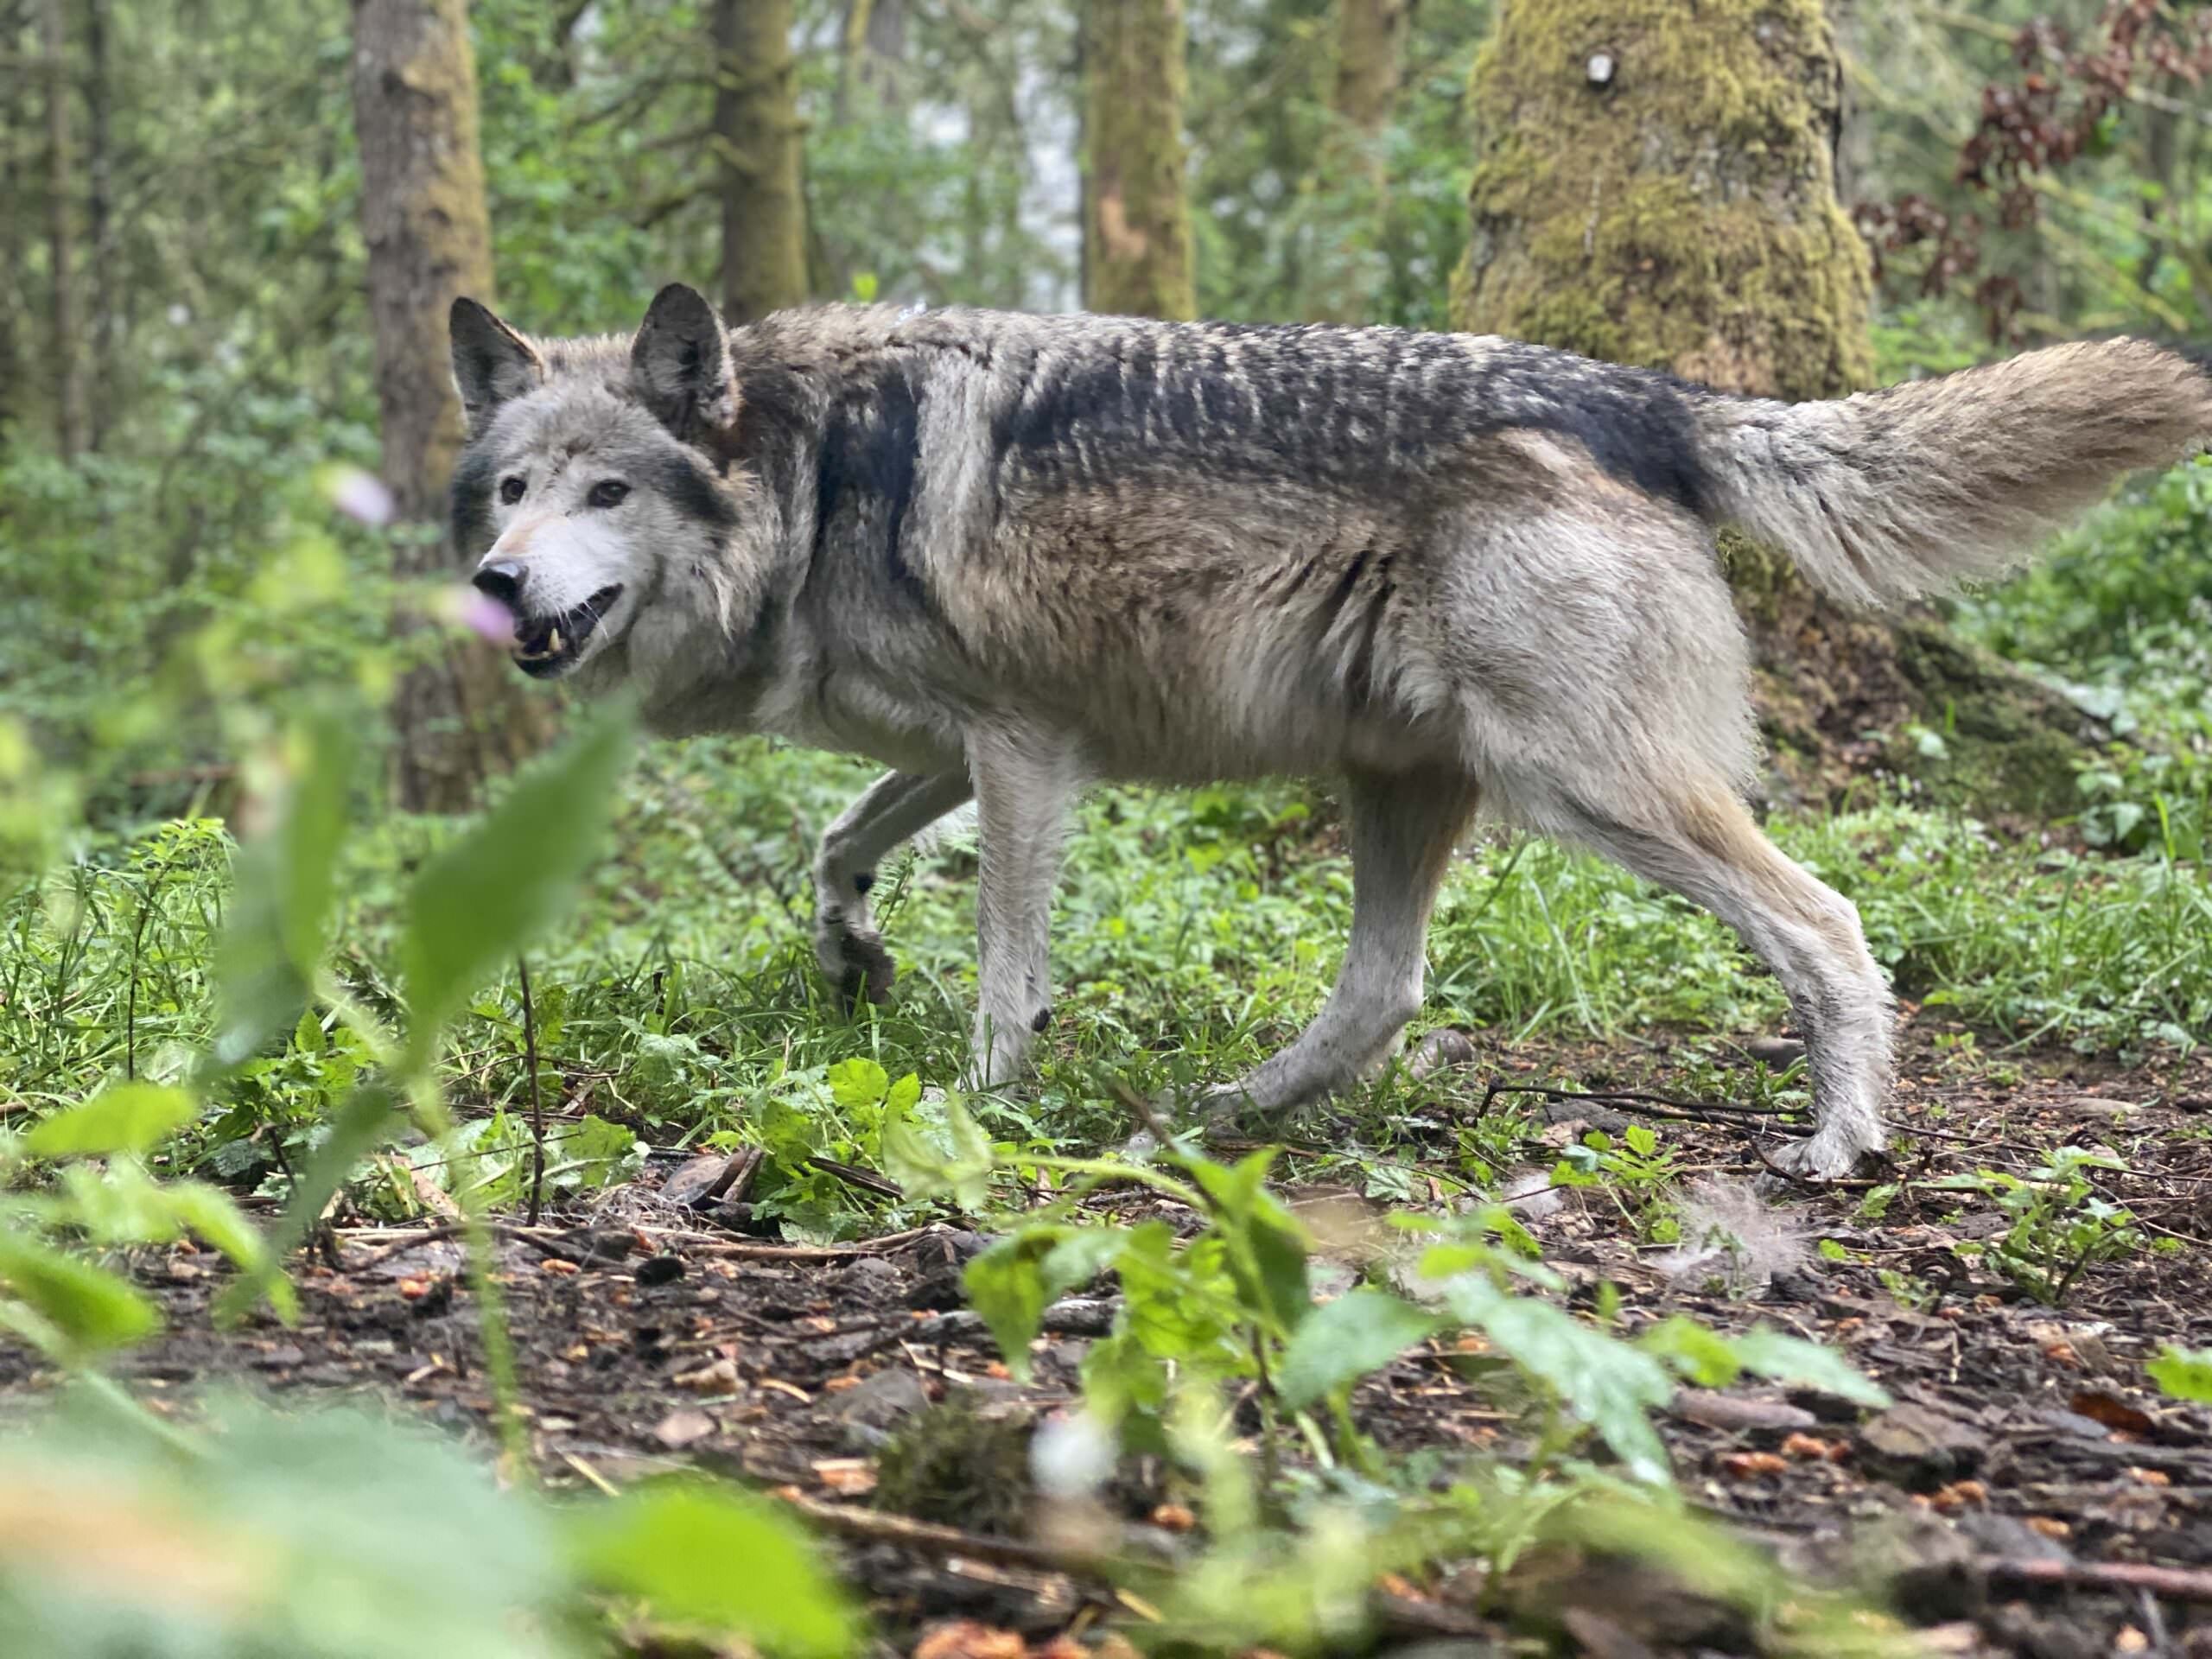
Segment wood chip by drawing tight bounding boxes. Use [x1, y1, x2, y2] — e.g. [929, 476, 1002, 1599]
[1719, 1452, 1789, 1479]
[1781, 1432, 1840, 1461]
[813, 1457, 878, 1495]
[652, 1408, 717, 1449]
[1929, 1479, 1988, 1512]
[672, 1357, 741, 1395]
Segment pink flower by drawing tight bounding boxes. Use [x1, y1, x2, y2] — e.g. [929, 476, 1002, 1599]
[457, 588, 518, 647]
[324, 466, 396, 528]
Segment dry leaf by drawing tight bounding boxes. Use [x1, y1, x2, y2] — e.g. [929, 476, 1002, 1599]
[672, 1357, 741, 1395]
[1720, 1452, 1789, 1479]
[2069, 1389, 2153, 1435]
[814, 1458, 878, 1496]
[912, 1620, 1027, 1659]
[1148, 1503, 1197, 1532]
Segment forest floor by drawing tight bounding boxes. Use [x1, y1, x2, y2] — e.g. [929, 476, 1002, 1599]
[4, 1019, 2209, 1659]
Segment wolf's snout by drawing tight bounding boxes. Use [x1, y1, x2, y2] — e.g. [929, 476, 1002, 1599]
[473, 558, 527, 607]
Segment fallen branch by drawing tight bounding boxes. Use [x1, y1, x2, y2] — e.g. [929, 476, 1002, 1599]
[1986, 1558, 2212, 1605]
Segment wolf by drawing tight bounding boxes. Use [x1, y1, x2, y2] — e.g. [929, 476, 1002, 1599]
[447, 283, 2212, 1178]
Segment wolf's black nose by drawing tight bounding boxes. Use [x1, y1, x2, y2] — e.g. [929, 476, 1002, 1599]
[473, 559, 526, 606]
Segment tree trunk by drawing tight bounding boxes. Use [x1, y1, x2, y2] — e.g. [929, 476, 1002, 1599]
[1455, 0, 2104, 816]
[41, 0, 86, 462]
[713, 0, 808, 325]
[1333, 0, 1408, 137]
[1081, 0, 1195, 321]
[1301, 0, 1411, 322]
[352, 0, 551, 812]
[85, 0, 113, 451]
[836, 0, 907, 124]
[0, 0, 28, 451]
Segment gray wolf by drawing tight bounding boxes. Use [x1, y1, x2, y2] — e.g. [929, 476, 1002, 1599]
[448, 285, 2212, 1177]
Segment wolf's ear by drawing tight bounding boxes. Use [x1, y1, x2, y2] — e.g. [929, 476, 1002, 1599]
[449, 299, 543, 433]
[631, 283, 740, 443]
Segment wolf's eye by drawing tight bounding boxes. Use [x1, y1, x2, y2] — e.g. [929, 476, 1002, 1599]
[499, 476, 525, 505]
[587, 480, 630, 510]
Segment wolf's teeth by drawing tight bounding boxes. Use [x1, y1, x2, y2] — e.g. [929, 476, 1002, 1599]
[545, 627, 563, 654]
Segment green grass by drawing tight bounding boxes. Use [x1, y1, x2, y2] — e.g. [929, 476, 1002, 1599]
[9, 734, 2207, 1235]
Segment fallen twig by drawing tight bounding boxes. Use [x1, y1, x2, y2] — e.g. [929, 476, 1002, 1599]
[1986, 1557, 2212, 1605]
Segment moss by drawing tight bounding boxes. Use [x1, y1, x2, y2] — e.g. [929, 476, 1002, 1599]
[872, 1389, 1034, 1535]
[1454, 0, 1872, 401]
[1885, 620, 2103, 818]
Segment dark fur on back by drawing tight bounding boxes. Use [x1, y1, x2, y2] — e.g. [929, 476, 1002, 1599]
[988, 321, 1715, 514]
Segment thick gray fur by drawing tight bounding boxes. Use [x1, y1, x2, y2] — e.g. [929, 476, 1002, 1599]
[448, 287, 2212, 1177]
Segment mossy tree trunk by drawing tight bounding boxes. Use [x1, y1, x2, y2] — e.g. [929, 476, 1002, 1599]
[714, 0, 808, 325]
[1454, 0, 2106, 815]
[353, 0, 552, 812]
[1081, 0, 1196, 321]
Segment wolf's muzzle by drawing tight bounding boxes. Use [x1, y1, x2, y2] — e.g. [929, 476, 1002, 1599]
[484, 579, 625, 679]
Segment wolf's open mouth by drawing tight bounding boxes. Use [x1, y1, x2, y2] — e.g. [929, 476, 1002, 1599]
[513, 585, 624, 677]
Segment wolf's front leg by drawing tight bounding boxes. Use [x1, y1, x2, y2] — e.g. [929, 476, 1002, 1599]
[813, 769, 975, 1007]
[963, 731, 1082, 1090]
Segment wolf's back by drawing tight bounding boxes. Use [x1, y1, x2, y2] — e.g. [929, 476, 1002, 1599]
[1690, 340, 2212, 608]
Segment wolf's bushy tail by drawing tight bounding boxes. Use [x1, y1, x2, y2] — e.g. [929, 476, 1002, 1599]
[1692, 339, 2212, 608]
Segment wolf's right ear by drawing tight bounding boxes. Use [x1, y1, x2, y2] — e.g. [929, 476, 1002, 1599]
[449, 298, 544, 434]
[631, 283, 740, 444]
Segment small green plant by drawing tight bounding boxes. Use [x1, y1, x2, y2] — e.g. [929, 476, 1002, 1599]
[1929, 1147, 2143, 1305]
[1550, 1123, 1685, 1241]
[2147, 1344, 2212, 1403]
[892, 1102, 1890, 1649]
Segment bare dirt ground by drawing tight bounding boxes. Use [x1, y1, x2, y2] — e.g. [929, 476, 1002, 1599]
[6, 1016, 2209, 1657]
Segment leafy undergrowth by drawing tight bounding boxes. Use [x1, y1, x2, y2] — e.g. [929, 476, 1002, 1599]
[9, 743, 2208, 1244]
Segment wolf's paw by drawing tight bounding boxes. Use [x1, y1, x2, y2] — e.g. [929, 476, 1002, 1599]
[816, 921, 895, 1010]
[1761, 1127, 1883, 1188]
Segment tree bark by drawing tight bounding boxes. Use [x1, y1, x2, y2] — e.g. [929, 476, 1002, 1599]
[352, 0, 551, 812]
[1332, 0, 1408, 137]
[85, 0, 113, 451]
[1455, 0, 2103, 815]
[41, 0, 86, 462]
[836, 0, 907, 124]
[0, 1, 28, 451]
[1081, 0, 1196, 321]
[714, 0, 808, 325]
[1300, 0, 1411, 322]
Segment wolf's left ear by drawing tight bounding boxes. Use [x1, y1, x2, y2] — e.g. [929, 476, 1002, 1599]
[450, 298, 544, 434]
[631, 283, 740, 443]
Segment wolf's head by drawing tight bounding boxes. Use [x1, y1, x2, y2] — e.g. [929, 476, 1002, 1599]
[447, 284, 754, 694]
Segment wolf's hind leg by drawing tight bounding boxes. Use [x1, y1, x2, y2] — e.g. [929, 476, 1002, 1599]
[1526, 779, 1893, 1179]
[814, 769, 975, 1007]
[964, 732, 1082, 1091]
[1208, 767, 1479, 1122]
